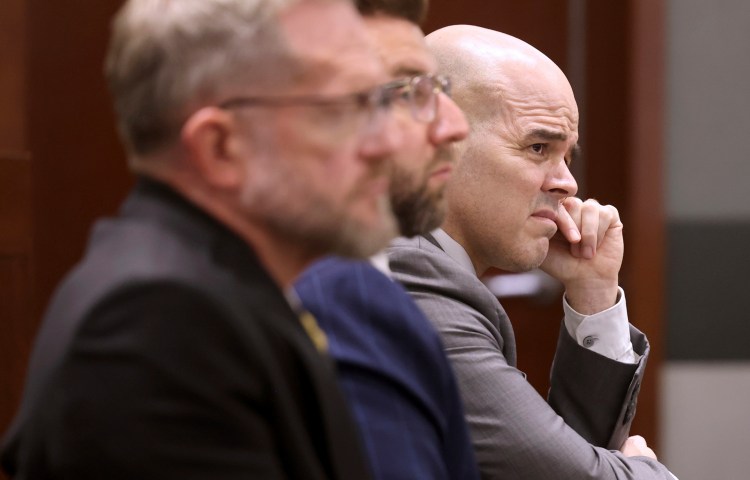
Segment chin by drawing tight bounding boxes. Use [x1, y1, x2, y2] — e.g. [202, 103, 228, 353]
[512, 258, 544, 273]
[512, 244, 549, 272]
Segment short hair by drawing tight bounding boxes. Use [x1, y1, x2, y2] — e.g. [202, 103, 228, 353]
[105, 0, 303, 156]
[355, 0, 429, 25]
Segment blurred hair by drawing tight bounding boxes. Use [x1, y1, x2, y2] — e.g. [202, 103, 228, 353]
[105, 0, 305, 156]
[355, 0, 428, 24]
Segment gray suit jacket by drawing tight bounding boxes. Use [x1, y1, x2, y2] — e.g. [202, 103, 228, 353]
[388, 235, 673, 479]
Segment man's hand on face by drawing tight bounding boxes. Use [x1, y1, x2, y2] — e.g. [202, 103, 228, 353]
[540, 197, 624, 315]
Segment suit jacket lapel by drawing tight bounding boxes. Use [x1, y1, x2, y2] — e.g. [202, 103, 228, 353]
[417, 234, 517, 366]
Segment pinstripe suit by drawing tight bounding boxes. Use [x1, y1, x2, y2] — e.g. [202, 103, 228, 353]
[387, 234, 673, 480]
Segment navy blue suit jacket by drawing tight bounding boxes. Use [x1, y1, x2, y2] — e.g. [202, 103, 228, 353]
[295, 257, 478, 480]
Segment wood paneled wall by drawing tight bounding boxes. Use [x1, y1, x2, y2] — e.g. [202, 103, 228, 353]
[0, 0, 33, 456]
[1, 4, 129, 477]
[27, 0, 132, 322]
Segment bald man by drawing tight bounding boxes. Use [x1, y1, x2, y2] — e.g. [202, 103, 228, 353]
[388, 25, 677, 479]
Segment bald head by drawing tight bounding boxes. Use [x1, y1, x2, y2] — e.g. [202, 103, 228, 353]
[426, 25, 576, 128]
[425, 25, 579, 274]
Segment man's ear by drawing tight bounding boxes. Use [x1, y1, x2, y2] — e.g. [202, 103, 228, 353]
[180, 107, 247, 189]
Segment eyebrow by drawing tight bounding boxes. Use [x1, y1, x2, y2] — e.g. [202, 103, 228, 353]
[525, 128, 580, 164]
[526, 128, 568, 142]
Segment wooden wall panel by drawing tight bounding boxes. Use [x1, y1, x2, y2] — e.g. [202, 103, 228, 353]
[0, 154, 32, 258]
[0, 0, 27, 150]
[424, 0, 570, 68]
[27, 0, 131, 319]
[583, 0, 665, 448]
[0, 255, 33, 437]
[583, 1, 630, 216]
[1, 3, 128, 475]
[0, 156, 33, 446]
[624, 0, 666, 451]
[0, 1, 32, 469]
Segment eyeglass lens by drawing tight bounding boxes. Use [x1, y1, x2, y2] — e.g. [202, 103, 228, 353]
[411, 76, 438, 123]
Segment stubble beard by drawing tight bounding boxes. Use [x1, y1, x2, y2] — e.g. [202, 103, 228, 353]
[494, 229, 551, 273]
[390, 176, 446, 237]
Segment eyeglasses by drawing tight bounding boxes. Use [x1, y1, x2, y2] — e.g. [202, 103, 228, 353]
[217, 81, 407, 139]
[217, 74, 453, 137]
[387, 74, 452, 123]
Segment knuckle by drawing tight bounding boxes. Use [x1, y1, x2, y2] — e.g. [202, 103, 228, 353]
[583, 197, 600, 207]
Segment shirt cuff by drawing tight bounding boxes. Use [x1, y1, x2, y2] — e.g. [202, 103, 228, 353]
[563, 287, 639, 363]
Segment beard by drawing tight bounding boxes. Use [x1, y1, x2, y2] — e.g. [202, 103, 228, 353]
[241, 159, 398, 260]
[324, 194, 398, 258]
[389, 148, 452, 237]
[390, 174, 446, 237]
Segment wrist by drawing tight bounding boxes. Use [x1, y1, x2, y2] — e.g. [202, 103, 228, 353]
[564, 280, 619, 315]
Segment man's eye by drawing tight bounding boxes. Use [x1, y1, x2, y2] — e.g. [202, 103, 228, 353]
[531, 143, 546, 154]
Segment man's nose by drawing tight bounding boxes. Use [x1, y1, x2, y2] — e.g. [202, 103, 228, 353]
[428, 93, 469, 145]
[545, 160, 578, 199]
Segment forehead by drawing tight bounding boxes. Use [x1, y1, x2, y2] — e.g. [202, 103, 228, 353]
[494, 67, 579, 139]
[364, 15, 436, 77]
[280, 0, 388, 93]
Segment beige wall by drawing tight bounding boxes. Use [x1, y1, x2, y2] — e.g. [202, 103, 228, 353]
[661, 363, 750, 479]
[666, 0, 750, 220]
[663, 0, 750, 477]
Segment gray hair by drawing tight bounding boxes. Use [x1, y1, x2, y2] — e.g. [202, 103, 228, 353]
[105, 0, 304, 156]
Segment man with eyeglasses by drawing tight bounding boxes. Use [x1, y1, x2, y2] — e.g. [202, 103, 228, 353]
[1, 0, 406, 478]
[294, 0, 478, 479]
[388, 25, 677, 479]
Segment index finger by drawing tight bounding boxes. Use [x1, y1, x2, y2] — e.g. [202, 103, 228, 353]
[556, 198, 581, 244]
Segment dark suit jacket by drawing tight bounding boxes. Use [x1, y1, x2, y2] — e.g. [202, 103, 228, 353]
[388, 234, 673, 479]
[1, 179, 371, 480]
[295, 257, 479, 480]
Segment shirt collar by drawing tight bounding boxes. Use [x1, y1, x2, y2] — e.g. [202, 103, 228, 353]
[430, 228, 477, 276]
[369, 250, 392, 278]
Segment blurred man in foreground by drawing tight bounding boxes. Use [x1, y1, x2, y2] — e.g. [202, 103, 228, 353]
[1, 0, 406, 478]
